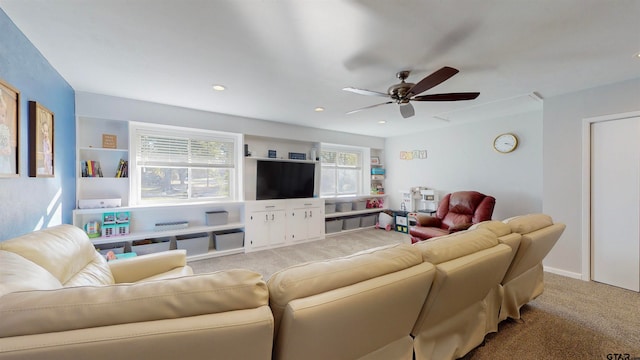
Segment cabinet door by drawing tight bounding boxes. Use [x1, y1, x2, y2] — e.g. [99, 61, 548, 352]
[306, 206, 324, 240]
[246, 211, 272, 251]
[287, 208, 309, 242]
[269, 210, 287, 246]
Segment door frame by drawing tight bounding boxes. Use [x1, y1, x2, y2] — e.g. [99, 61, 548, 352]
[581, 110, 640, 281]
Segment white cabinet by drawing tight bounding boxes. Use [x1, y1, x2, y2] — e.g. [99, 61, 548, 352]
[245, 199, 325, 252]
[245, 201, 287, 252]
[287, 199, 324, 243]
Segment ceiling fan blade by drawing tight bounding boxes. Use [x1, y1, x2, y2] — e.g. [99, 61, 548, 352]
[346, 101, 393, 115]
[412, 92, 480, 101]
[342, 87, 389, 97]
[407, 66, 459, 97]
[399, 103, 415, 118]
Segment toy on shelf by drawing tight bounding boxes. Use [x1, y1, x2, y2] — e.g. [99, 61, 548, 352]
[84, 220, 101, 238]
[376, 211, 394, 231]
[102, 211, 130, 237]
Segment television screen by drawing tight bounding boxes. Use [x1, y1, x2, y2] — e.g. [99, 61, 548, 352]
[256, 160, 315, 200]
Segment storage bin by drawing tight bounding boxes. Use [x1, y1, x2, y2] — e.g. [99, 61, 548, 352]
[214, 230, 244, 251]
[342, 216, 360, 230]
[325, 202, 336, 214]
[360, 214, 377, 227]
[206, 211, 229, 226]
[325, 219, 344, 233]
[336, 202, 353, 212]
[352, 200, 366, 211]
[176, 232, 210, 256]
[371, 168, 385, 175]
[131, 238, 171, 255]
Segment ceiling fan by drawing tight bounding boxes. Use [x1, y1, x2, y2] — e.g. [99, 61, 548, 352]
[343, 66, 479, 118]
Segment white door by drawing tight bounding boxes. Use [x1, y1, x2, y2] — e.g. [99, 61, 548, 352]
[591, 117, 640, 291]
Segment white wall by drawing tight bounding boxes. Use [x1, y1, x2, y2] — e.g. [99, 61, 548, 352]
[543, 77, 640, 278]
[75, 92, 385, 149]
[385, 110, 543, 221]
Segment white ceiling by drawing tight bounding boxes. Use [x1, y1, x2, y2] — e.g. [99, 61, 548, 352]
[1, 0, 639, 138]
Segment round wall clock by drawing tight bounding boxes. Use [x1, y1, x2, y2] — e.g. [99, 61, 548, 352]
[493, 133, 518, 153]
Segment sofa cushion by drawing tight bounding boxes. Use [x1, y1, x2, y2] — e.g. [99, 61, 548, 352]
[413, 228, 498, 265]
[0, 224, 114, 286]
[0, 250, 62, 297]
[469, 220, 512, 237]
[268, 243, 423, 314]
[0, 269, 268, 338]
[504, 213, 553, 234]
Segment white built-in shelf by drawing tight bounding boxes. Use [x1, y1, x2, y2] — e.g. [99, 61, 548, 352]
[325, 207, 388, 219]
[245, 156, 317, 164]
[88, 222, 245, 245]
[79, 147, 128, 152]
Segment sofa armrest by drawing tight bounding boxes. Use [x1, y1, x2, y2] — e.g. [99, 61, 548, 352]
[0, 269, 269, 338]
[414, 214, 442, 227]
[108, 250, 188, 283]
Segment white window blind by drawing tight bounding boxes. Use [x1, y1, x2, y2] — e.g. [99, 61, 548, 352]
[136, 131, 235, 168]
[131, 125, 238, 204]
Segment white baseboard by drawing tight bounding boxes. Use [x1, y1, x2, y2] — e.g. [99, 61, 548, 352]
[544, 266, 583, 280]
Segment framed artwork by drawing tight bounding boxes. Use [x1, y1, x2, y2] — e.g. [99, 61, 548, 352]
[28, 101, 54, 177]
[0, 78, 20, 177]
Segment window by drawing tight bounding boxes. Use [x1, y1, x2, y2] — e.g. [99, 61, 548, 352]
[320, 146, 363, 197]
[131, 123, 240, 204]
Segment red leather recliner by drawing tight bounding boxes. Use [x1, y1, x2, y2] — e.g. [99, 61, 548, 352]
[409, 191, 495, 243]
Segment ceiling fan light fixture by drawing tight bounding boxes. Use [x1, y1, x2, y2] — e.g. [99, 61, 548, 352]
[343, 66, 479, 119]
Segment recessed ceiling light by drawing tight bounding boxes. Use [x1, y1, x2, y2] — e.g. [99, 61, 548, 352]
[212, 85, 226, 91]
[378, 120, 387, 124]
[314, 107, 325, 112]
[636, 52, 640, 59]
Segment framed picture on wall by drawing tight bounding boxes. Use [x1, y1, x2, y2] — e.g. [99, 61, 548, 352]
[28, 101, 54, 177]
[0, 78, 20, 177]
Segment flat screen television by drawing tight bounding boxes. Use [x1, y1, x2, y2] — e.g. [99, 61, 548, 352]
[256, 160, 315, 200]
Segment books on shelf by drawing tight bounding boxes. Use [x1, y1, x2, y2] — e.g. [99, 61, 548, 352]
[115, 159, 128, 178]
[81, 158, 127, 178]
[82, 160, 103, 177]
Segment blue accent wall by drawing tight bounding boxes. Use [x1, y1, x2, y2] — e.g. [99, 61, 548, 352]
[0, 9, 75, 240]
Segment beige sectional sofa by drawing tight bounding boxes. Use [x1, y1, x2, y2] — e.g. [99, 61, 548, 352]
[0, 225, 274, 360]
[0, 214, 564, 360]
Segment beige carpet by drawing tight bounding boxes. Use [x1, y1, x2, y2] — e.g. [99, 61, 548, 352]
[189, 229, 640, 359]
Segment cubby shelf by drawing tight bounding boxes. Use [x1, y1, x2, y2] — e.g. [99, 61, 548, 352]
[324, 207, 388, 219]
[87, 222, 245, 245]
